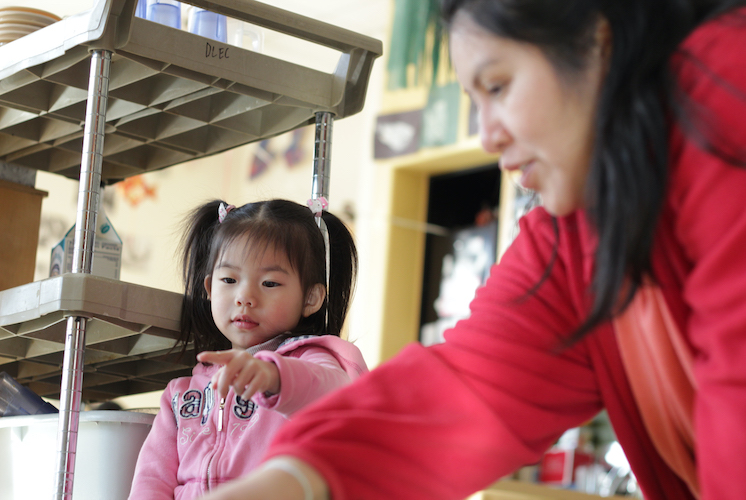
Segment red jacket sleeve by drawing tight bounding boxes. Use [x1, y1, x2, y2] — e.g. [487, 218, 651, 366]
[669, 11, 746, 499]
[266, 210, 603, 500]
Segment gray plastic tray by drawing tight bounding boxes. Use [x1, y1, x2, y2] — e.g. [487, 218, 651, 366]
[0, 0, 381, 402]
[0, 274, 190, 400]
[0, 0, 382, 183]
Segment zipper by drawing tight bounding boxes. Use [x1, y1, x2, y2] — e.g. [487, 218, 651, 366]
[217, 397, 226, 432]
[206, 395, 228, 491]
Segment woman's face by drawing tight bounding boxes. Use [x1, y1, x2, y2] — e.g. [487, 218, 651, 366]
[450, 13, 608, 216]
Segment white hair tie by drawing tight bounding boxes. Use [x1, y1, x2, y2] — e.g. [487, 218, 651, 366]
[306, 197, 329, 216]
[218, 202, 235, 223]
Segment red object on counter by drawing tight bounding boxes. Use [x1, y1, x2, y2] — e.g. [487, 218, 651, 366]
[538, 448, 595, 487]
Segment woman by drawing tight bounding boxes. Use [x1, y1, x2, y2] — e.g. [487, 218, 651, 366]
[198, 1, 746, 499]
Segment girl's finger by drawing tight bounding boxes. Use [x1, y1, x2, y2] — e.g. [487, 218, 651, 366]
[217, 357, 250, 399]
[198, 350, 234, 365]
[241, 377, 262, 401]
[231, 369, 252, 397]
[216, 365, 236, 400]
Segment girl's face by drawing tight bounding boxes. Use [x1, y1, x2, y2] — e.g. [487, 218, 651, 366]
[450, 14, 608, 216]
[205, 238, 324, 350]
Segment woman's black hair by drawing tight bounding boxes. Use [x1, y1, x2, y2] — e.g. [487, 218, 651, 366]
[441, 0, 746, 342]
[178, 199, 357, 357]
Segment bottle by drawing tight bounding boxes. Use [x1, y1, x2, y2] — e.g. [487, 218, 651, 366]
[146, 0, 181, 29]
[188, 7, 227, 43]
[226, 18, 263, 52]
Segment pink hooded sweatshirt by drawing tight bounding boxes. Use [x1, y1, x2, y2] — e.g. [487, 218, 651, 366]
[128, 334, 368, 500]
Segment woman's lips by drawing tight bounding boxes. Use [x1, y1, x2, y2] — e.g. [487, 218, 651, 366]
[504, 161, 535, 190]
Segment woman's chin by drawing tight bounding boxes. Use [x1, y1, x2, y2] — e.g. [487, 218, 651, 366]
[541, 197, 581, 218]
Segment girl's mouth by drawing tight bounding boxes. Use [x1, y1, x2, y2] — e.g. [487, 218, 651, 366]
[232, 316, 258, 329]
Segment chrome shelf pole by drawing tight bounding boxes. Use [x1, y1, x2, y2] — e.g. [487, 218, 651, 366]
[53, 49, 112, 500]
[311, 111, 334, 206]
[310, 111, 334, 330]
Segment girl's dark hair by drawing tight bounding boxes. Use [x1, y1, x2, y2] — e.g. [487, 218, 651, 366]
[179, 199, 357, 356]
[441, 0, 746, 341]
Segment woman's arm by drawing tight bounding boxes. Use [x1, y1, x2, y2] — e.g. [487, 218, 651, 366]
[237, 210, 604, 500]
[198, 456, 328, 500]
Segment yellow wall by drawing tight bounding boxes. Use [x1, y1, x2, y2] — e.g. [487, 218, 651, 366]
[372, 139, 503, 362]
[361, 69, 506, 363]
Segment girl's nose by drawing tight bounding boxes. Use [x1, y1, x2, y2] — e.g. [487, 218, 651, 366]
[236, 285, 255, 307]
[479, 106, 511, 154]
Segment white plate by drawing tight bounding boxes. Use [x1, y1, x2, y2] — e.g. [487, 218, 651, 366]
[0, 29, 35, 36]
[0, 8, 60, 28]
[0, 13, 55, 28]
[0, 30, 35, 43]
[0, 6, 60, 20]
[0, 23, 40, 33]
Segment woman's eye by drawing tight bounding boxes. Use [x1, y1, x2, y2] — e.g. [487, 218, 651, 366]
[262, 281, 280, 288]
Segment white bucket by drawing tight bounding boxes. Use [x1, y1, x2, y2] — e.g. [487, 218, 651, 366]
[0, 410, 155, 500]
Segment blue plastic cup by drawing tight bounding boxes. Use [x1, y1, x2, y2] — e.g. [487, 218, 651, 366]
[135, 0, 147, 19]
[146, 0, 181, 29]
[189, 8, 227, 43]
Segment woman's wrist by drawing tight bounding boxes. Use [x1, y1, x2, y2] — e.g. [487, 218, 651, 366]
[259, 457, 328, 500]
[196, 455, 329, 500]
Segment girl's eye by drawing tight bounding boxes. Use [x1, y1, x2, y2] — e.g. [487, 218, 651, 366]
[262, 281, 280, 288]
[487, 84, 504, 96]
[220, 277, 236, 284]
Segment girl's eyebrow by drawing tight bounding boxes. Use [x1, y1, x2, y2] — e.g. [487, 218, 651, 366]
[261, 265, 289, 274]
[214, 262, 239, 271]
[214, 260, 290, 274]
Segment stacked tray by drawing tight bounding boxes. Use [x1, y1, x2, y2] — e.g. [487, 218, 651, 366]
[0, 0, 382, 184]
[0, 0, 382, 401]
[0, 274, 192, 401]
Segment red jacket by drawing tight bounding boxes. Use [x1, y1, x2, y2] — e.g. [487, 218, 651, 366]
[266, 9, 746, 500]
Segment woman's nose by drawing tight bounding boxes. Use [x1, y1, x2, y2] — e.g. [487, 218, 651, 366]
[479, 105, 510, 154]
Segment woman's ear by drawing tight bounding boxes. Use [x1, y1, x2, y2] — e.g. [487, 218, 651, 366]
[302, 284, 326, 317]
[204, 275, 213, 300]
[596, 16, 612, 70]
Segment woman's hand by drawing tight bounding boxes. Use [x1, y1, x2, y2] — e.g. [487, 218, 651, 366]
[197, 349, 280, 401]
[198, 456, 329, 500]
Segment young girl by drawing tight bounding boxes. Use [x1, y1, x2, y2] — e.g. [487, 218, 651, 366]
[128, 198, 367, 500]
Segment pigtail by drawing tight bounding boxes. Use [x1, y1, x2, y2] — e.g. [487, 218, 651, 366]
[320, 211, 358, 337]
[178, 200, 231, 358]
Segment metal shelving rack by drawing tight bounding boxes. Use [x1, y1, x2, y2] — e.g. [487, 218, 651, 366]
[0, 0, 381, 497]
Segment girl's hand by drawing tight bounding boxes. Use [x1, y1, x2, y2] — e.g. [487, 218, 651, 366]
[197, 350, 281, 401]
